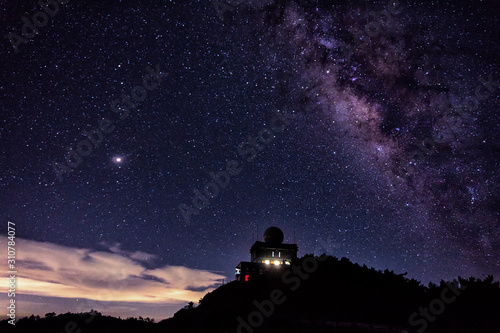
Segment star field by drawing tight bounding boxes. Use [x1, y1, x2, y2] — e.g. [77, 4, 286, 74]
[0, 0, 499, 319]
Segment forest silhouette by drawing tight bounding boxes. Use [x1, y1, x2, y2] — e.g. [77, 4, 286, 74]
[2, 255, 499, 333]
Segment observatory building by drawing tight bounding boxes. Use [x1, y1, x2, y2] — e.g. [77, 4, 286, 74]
[235, 227, 298, 281]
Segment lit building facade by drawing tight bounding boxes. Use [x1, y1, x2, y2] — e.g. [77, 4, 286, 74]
[235, 227, 298, 281]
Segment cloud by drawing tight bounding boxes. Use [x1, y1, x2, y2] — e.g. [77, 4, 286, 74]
[130, 251, 158, 262]
[101, 241, 158, 262]
[0, 237, 225, 305]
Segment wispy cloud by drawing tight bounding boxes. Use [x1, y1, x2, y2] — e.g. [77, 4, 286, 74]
[101, 241, 159, 263]
[0, 237, 225, 305]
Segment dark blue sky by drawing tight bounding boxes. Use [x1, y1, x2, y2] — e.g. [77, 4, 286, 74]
[0, 0, 499, 319]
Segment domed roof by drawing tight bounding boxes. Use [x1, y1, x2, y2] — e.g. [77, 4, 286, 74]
[263, 227, 284, 244]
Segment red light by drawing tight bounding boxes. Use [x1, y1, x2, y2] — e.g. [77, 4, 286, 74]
[244, 275, 249, 281]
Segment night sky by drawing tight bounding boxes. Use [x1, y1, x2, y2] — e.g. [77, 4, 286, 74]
[0, 0, 499, 320]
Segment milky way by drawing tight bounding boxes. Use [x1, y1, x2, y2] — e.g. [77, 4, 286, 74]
[242, 0, 500, 278]
[0, 0, 499, 319]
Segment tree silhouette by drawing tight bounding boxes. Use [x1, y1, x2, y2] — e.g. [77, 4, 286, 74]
[2, 255, 499, 333]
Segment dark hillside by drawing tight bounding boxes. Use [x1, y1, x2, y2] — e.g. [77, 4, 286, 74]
[159, 255, 500, 333]
[2, 255, 499, 333]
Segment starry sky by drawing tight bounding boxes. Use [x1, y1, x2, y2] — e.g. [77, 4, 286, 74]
[0, 0, 499, 321]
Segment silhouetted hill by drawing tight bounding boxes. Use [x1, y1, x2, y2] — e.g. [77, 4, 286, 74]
[0, 311, 157, 333]
[159, 255, 500, 333]
[2, 255, 499, 333]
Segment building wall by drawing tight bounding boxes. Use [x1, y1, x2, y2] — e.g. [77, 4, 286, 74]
[251, 247, 296, 264]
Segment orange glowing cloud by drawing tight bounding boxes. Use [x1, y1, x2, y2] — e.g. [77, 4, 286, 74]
[0, 236, 225, 305]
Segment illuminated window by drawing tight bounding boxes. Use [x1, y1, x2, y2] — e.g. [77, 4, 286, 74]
[279, 252, 281, 257]
[272, 251, 274, 257]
